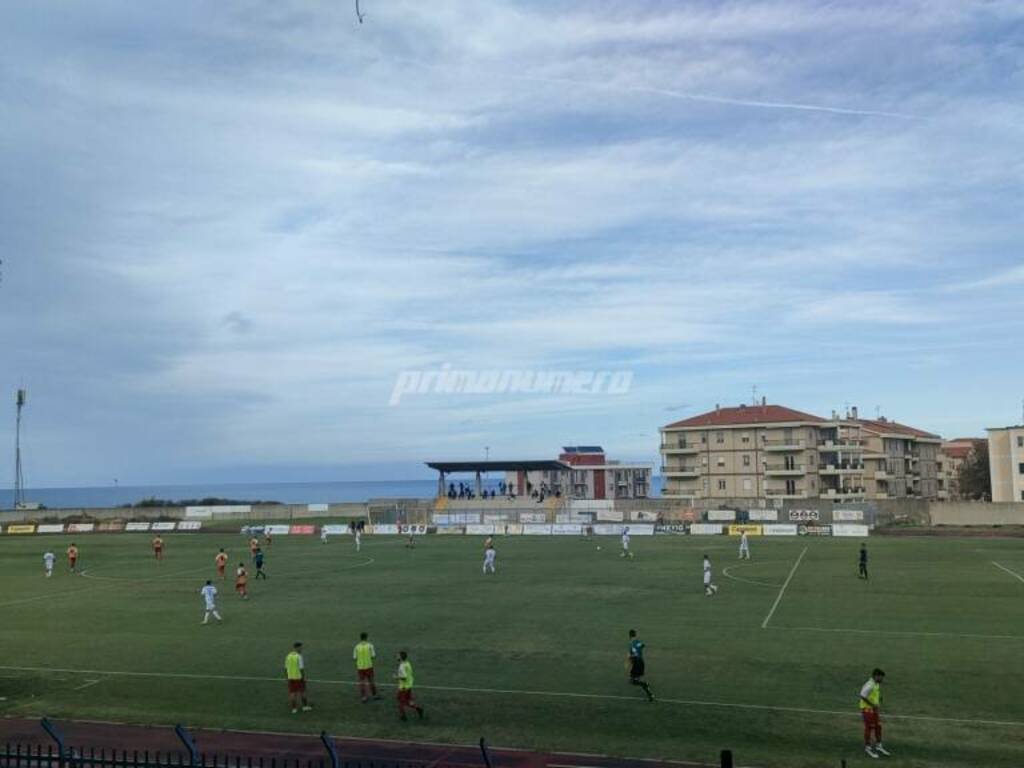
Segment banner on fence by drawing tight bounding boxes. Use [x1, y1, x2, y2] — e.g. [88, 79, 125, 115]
[747, 509, 778, 521]
[519, 512, 548, 524]
[596, 509, 624, 522]
[36, 524, 64, 534]
[308, 503, 329, 513]
[6, 524, 35, 534]
[552, 523, 583, 535]
[523, 524, 553, 535]
[151, 522, 176, 531]
[371, 524, 399, 535]
[289, 525, 316, 535]
[593, 523, 624, 535]
[833, 509, 865, 522]
[67, 523, 95, 533]
[707, 510, 736, 522]
[799, 524, 832, 536]
[466, 524, 496, 535]
[398, 524, 427, 535]
[832, 523, 870, 537]
[789, 509, 820, 521]
[98, 521, 125, 532]
[125, 522, 151, 532]
[320, 525, 349, 536]
[689, 523, 723, 535]
[176, 521, 202, 531]
[483, 513, 509, 523]
[762, 524, 799, 536]
[263, 524, 291, 535]
[728, 524, 763, 536]
[436, 526, 465, 535]
[631, 510, 659, 521]
[187, 505, 251, 518]
[654, 523, 688, 535]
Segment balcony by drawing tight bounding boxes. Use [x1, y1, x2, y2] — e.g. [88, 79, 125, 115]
[818, 439, 865, 451]
[873, 469, 889, 481]
[764, 463, 806, 476]
[824, 487, 867, 499]
[662, 440, 701, 454]
[660, 465, 700, 478]
[761, 438, 806, 451]
[818, 463, 865, 474]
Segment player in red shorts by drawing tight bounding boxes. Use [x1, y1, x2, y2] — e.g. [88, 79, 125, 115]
[215, 548, 228, 579]
[235, 563, 249, 599]
[353, 632, 380, 702]
[859, 668, 890, 758]
[394, 650, 424, 721]
[67, 543, 79, 573]
[285, 642, 312, 713]
[152, 535, 164, 561]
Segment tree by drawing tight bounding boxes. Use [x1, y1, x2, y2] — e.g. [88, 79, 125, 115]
[957, 443, 991, 501]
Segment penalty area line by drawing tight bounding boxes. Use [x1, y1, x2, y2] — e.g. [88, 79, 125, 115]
[0, 665, 1021, 729]
[992, 561, 1024, 584]
[761, 546, 807, 629]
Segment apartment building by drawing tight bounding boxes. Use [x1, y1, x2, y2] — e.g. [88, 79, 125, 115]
[660, 401, 941, 501]
[937, 438, 985, 500]
[987, 425, 1024, 502]
[502, 446, 652, 500]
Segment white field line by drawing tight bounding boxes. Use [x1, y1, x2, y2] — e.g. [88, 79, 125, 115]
[722, 564, 783, 589]
[1, 664, 1022, 729]
[761, 546, 807, 629]
[72, 678, 103, 691]
[767, 625, 1024, 641]
[992, 561, 1024, 584]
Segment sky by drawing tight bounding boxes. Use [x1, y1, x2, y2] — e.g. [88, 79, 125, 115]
[1, 0, 1022, 488]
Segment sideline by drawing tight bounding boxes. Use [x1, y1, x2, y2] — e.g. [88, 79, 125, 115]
[761, 546, 807, 628]
[0, 664, 1021, 728]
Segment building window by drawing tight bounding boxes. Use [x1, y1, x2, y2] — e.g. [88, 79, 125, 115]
[702, 455, 708, 466]
[701, 433, 707, 444]
[702, 479, 709, 491]
[1018, 436, 1023, 448]
[743, 454, 751, 467]
[742, 433, 750, 443]
[742, 478, 752, 491]
[718, 479, 726, 491]
[716, 431, 724, 444]
[717, 456, 725, 467]
[1019, 463, 1024, 475]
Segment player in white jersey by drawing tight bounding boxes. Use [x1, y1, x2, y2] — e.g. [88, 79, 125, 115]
[320, 526, 329, 544]
[620, 527, 634, 559]
[43, 551, 55, 578]
[739, 530, 751, 560]
[354, 528, 362, 552]
[703, 554, 718, 596]
[200, 580, 223, 624]
[483, 540, 497, 574]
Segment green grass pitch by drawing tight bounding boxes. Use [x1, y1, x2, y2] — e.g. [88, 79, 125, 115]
[1, 531, 1023, 767]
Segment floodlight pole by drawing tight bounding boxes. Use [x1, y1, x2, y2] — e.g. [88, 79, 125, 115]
[13, 389, 26, 509]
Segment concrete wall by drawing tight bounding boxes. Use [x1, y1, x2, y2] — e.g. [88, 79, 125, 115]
[929, 501, 1024, 526]
[0, 502, 370, 525]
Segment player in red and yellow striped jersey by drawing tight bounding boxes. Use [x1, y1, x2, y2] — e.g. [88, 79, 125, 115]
[215, 549, 228, 579]
[152, 536, 164, 561]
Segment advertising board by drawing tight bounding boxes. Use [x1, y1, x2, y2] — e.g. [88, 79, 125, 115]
[728, 524, 763, 536]
[747, 509, 778, 521]
[125, 522, 151, 532]
[690, 523, 723, 535]
[762, 524, 799, 536]
[833, 509, 865, 522]
[832, 523, 870, 537]
[707, 510, 737, 522]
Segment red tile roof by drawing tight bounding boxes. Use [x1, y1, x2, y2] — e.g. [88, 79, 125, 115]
[854, 418, 940, 440]
[664, 404, 826, 429]
[941, 445, 972, 459]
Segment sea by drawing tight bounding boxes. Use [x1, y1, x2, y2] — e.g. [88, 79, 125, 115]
[5, 478, 664, 510]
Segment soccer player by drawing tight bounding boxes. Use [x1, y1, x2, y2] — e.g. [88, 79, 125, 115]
[405, 532, 415, 549]
[285, 641, 312, 713]
[215, 548, 228, 579]
[354, 527, 362, 552]
[353, 632, 380, 702]
[859, 668, 890, 758]
[67, 543, 79, 573]
[627, 629, 654, 701]
[235, 563, 249, 599]
[249, 535, 260, 559]
[483, 539, 497, 574]
[43, 551, 55, 578]
[320, 526, 329, 544]
[703, 554, 718, 596]
[394, 650, 424, 721]
[153, 535, 164, 561]
[620, 527, 634, 559]
[264, 530, 273, 548]
[738, 530, 751, 560]
[254, 547, 267, 579]
[200, 580, 222, 624]
[859, 543, 869, 580]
